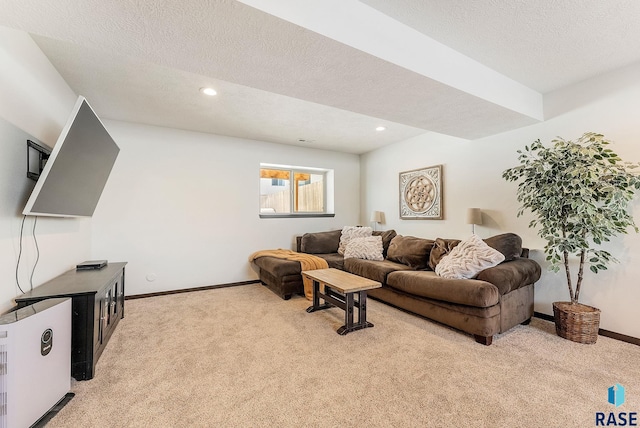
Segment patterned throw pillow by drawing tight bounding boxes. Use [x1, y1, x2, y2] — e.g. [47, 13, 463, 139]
[435, 234, 505, 279]
[343, 236, 384, 261]
[338, 226, 373, 255]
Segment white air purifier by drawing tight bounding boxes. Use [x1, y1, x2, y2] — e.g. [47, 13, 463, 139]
[0, 298, 71, 428]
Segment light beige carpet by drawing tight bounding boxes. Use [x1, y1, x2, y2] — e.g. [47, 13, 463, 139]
[47, 284, 640, 427]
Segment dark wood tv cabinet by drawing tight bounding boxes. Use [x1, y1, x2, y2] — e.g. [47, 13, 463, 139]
[15, 262, 127, 380]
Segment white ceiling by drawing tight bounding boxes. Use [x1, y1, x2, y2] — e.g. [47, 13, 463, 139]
[1, 0, 640, 154]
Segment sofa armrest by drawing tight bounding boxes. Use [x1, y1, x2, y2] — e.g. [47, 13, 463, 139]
[475, 258, 541, 295]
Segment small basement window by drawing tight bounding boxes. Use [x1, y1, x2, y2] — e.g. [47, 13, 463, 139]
[259, 164, 334, 218]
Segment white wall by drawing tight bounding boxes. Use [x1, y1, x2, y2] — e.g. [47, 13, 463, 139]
[91, 121, 360, 296]
[4, 24, 637, 338]
[0, 27, 89, 313]
[361, 62, 640, 338]
[0, 27, 77, 145]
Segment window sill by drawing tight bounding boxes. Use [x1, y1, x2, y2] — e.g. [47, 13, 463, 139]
[259, 213, 335, 219]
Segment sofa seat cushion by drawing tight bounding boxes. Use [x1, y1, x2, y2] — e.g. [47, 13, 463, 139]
[344, 258, 414, 284]
[386, 271, 500, 308]
[314, 253, 345, 270]
[475, 258, 542, 295]
[368, 287, 501, 321]
[252, 256, 301, 277]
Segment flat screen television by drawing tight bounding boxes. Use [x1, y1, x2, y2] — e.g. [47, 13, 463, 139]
[23, 96, 120, 217]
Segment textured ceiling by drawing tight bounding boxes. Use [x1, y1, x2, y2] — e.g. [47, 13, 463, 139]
[30, 35, 426, 154]
[1, 0, 639, 153]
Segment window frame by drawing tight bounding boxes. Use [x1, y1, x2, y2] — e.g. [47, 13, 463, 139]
[259, 164, 335, 218]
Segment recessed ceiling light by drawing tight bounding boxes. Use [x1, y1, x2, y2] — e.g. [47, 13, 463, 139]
[376, 126, 386, 131]
[200, 87, 217, 96]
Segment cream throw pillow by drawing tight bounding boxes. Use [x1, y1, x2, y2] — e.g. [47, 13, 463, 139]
[338, 226, 373, 255]
[344, 236, 384, 261]
[435, 234, 505, 279]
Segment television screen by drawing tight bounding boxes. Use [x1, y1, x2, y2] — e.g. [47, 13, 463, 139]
[23, 96, 120, 217]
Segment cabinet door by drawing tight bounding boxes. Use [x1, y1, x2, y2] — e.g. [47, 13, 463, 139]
[117, 271, 125, 318]
[95, 289, 111, 347]
[102, 288, 112, 341]
[96, 294, 104, 346]
[111, 277, 121, 318]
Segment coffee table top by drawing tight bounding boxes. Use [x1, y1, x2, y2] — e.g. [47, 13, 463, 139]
[301, 268, 381, 293]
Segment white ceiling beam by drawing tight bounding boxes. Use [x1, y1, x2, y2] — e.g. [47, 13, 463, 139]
[237, 0, 543, 121]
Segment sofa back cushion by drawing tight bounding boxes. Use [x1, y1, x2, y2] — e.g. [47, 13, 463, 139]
[428, 238, 461, 270]
[372, 229, 397, 258]
[300, 230, 342, 254]
[386, 235, 435, 270]
[483, 233, 522, 261]
[314, 252, 345, 270]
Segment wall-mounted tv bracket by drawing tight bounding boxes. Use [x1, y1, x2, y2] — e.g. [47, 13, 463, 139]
[27, 139, 52, 181]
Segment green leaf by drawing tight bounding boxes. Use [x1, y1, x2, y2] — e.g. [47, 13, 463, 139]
[502, 132, 640, 301]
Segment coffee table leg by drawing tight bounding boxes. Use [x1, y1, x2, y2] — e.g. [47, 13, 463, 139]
[346, 292, 354, 328]
[306, 280, 331, 313]
[337, 292, 355, 335]
[359, 290, 373, 328]
[312, 280, 320, 308]
[337, 291, 374, 334]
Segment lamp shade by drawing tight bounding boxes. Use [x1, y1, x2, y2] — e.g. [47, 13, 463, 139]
[466, 208, 482, 225]
[370, 210, 384, 223]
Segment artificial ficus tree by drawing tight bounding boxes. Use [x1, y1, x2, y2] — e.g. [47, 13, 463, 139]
[503, 132, 640, 304]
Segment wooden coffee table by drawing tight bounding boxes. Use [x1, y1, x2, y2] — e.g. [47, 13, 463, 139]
[302, 268, 381, 335]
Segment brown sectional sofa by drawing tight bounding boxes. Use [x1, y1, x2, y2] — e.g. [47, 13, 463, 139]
[252, 229, 541, 345]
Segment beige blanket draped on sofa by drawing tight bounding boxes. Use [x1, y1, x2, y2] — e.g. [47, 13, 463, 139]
[249, 249, 328, 299]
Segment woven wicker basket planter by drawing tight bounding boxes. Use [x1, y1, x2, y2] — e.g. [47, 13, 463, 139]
[552, 301, 601, 344]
